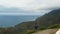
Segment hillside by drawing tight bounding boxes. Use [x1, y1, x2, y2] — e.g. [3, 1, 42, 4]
[15, 9, 60, 30]
[15, 21, 35, 30]
[14, 9, 60, 34]
[35, 9, 60, 27]
[0, 9, 60, 34]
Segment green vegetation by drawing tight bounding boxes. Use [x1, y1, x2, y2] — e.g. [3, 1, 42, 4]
[0, 9, 60, 34]
[48, 24, 60, 29]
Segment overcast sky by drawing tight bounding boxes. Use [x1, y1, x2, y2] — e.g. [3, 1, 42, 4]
[0, 0, 60, 15]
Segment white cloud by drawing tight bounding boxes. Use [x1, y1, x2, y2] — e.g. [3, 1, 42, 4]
[0, 0, 60, 15]
[0, 0, 60, 10]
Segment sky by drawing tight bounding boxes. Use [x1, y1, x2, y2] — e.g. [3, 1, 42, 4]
[0, 0, 60, 15]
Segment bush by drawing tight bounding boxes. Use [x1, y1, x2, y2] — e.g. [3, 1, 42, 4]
[39, 26, 47, 30]
[48, 24, 60, 29]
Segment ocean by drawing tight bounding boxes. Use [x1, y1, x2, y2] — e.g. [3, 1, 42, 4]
[0, 15, 40, 27]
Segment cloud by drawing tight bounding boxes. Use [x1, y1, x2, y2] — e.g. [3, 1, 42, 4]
[0, 0, 60, 10]
[0, 0, 60, 15]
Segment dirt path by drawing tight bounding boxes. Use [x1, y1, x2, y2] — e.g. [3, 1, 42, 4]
[32, 29, 58, 34]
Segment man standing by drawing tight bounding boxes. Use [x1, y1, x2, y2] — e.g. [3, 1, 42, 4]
[34, 23, 38, 32]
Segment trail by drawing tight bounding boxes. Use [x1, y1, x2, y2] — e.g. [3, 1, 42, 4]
[55, 29, 60, 34]
[32, 29, 58, 34]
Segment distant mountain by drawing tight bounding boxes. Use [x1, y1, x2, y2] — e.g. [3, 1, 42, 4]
[16, 9, 60, 29]
[12, 9, 60, 34]
[0, 9, 60, 34]
[35, 9, 60, 27]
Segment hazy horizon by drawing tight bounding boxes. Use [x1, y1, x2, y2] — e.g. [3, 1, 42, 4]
[0, 0, 60, 27]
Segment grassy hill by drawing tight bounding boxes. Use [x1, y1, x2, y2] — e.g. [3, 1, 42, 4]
[0, 9, 60, 34]
[35, 9, 60, 27]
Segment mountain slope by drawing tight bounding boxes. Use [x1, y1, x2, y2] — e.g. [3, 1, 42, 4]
[15, 21, 35, 30]
[13, 9, 60, 34]
[35, 9, 60, 27]
[0, 9, 60, 34]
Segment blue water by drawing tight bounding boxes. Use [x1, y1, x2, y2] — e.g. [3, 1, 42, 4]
[0, 15, 40, 27]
